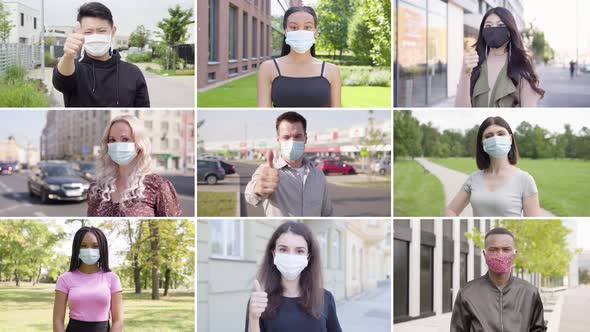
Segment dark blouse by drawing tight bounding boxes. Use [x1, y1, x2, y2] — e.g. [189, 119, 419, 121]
[245, 289, 342, 332]
[87, 174, 181, 217]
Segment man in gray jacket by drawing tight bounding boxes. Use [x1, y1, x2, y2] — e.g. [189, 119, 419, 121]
[450, 227, 546, 332]
[244, 111, 333, 217]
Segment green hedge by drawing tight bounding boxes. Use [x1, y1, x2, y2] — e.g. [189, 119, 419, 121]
[340, 66, 391, 87]
[0, 66, 48, 107]
[126, 52, 152, 63]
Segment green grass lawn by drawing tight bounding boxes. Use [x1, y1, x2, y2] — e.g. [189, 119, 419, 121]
[146, 67, 195, 76]
[394, 159, 445, 216]
[0, 284, 194, 332]
[197, 73, 391, 107]
[429, 157, 590, 216]
[197, 191, 237, 216]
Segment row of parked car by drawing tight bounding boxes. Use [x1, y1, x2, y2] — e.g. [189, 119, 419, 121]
[197, 156, 391, 185]
[20, 161, 96, 204]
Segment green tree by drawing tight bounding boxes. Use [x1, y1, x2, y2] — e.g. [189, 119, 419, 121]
[561, 124, 577, 159]
[0, 2, 14, 43]
[393, 110, 422, 159]
[580, 269, 590, 285]
[364, 0, 391, 66]
[316, 0, 354, 59]
[129, 25, 151, 49]
[156, 5, 193, 46]
[347, 9, 372, 65]
[0, 220, 64, 286]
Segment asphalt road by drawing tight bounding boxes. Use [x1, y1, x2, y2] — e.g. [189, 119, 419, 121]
[234, 162, 391, 217]
[0, 172, 194, 217]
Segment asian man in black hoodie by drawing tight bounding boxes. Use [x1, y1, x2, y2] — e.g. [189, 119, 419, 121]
[53, 2, 150, 107]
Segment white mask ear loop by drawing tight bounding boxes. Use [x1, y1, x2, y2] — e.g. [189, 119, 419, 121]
[79, 47, 85, 62]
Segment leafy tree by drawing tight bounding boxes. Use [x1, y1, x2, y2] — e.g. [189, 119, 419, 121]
[157, 5, 193, 46]
[0, 2, 15, 43]
[129, 25, 151, 49]
[363, 0, 391, 66]
[316, 0, 354, 59]
[393, 110, 422, 159]
[347, 9, 372, 65]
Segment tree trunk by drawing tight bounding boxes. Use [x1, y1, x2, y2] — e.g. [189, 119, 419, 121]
[14, 270, 19, 287]
[164, 267, 171, 296]
[134, 264, 141, 294]
[150, 221, 160, 300]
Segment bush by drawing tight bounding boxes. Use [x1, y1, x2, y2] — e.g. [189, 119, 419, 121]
[0, 65, 49, 107]
[3, 65, 26, 83]
[126, 52, 152, 63]
[340, 66, 391, 87]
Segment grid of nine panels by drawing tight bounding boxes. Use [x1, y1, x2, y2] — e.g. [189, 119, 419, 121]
[1, 0, 590, 332]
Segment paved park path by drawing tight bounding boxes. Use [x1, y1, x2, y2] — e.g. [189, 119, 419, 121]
[415, 158, 554, 217]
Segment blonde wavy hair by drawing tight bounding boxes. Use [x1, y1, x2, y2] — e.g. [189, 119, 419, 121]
[91, 115, 152, 206]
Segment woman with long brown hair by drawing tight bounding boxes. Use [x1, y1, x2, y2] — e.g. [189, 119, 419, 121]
[455, 7, 545, 107]
[245, 221, 342, 332]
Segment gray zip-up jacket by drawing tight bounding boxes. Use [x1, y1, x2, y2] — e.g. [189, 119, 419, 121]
[450, 273, 546, 332]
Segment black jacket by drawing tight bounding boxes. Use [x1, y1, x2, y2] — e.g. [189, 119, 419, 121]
[52, 50, 150, 107]
[450, 273, 546, 332]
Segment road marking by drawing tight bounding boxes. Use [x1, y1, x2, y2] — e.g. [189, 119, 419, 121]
[33, 212, 47, 217]
[0, 181, 13, 192]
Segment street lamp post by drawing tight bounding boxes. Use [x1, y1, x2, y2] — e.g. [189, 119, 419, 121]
[40, 0, 45, 78]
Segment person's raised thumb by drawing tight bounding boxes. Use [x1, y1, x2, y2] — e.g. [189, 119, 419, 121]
[266, 150, 274, 168]
[253, 279, 263, 292]
[73, 21, 81, 34]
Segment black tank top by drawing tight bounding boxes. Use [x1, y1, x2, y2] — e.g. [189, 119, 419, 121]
[271, 59, 332, 107]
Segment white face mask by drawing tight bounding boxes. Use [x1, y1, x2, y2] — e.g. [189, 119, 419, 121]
[79, 248, 100, 265]
[108, 142, 137, 165]
[273, 253, 308, 280]
[82, 33, 112, 59]
[285, 30, 315, 54]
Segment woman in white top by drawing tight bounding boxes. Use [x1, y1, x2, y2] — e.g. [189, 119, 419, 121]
[446, 116, 542, 217]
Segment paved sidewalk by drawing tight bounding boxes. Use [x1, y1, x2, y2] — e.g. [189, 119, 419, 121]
[337, 282, 391, 332]
[325, 173, 391, 187]
[394, 313, 452, 332]
[415, 158, 554, 217]
[415, 157, 473, 217]
[558, 286, 590, 332]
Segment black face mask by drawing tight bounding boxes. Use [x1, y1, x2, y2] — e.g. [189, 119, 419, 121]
[482, 26, 510, 49]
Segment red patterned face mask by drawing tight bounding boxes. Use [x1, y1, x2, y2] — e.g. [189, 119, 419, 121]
[485, 251, 515, 274]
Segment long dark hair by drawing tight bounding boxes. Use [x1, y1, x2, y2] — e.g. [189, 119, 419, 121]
[257, 221, 324, 319]
[470, 7, 545, 105]
[475, 116, 519, 170]
[281, 6, 317, 57]
[68, 226, 111, 272]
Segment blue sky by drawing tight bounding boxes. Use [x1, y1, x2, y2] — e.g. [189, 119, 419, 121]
[0, 109, 47, 149]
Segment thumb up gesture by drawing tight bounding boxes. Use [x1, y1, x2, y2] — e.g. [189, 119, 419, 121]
[248, 279, 268, 320]
[255, 150, 280, 196]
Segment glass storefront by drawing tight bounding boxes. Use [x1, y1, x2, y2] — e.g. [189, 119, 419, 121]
[395, 0, 448, 107]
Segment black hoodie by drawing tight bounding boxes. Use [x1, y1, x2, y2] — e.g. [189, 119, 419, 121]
[52, 50, 150, 107]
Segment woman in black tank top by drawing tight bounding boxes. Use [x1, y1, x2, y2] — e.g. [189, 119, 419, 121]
[257, 6, 341, 108]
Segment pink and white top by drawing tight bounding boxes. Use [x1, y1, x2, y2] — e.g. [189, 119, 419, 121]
[56, 270, 122, 322]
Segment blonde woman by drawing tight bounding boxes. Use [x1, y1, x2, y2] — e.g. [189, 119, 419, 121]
[87, 115, 181, 216]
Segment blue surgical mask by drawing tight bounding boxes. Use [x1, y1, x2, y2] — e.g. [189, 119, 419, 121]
[483, 135, 512, 158]
[285, 30, 315, 54]
[108, 142, 137, 165]
[79, 248, 100, 265]
[280, 140, 305, 161]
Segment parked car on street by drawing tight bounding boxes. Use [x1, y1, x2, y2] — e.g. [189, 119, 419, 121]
[27, 164, 89, 203]
[219, 160, 236, 175]
[372, 159, 391, 175]
[197, 159, 225, 185]
[317, 159, 356, 175]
